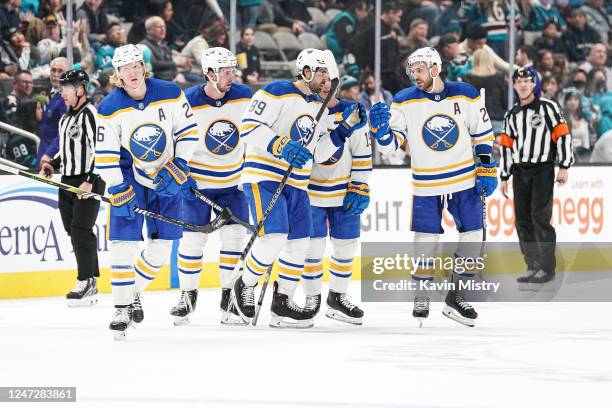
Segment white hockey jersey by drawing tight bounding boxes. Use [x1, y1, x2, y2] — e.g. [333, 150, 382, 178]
[95, 78, 198, 189]
[185, 82, 252, 190]
[380, 81, 494, 196]
[308, 98, 372, 207]
[239, 80, 339, 191]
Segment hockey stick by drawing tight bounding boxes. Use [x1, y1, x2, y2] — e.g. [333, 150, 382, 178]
[226, 76, 341, 324]
[251, 264, 274, 326]
[0, 162, 230, 234]
[190, 188, 256, 232]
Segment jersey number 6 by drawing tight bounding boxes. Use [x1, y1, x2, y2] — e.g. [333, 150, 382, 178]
[96, 126, 105, 142]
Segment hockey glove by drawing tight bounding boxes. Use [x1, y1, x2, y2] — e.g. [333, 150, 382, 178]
[369, 102, 392, 145]
[475, 161, 498, 197]
[269, 136, 312, 169]
[108, 182, 137, 220]
[331, 103, 368, 147]
[343, 181, 370, 216]
[154, 157, 195, 198]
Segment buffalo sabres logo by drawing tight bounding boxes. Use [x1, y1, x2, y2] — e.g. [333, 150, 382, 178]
[422, 114, 459, 152]
[290, 115, 316, 146]
[129, 123, 167, 162]
[205, 119, 239, 155]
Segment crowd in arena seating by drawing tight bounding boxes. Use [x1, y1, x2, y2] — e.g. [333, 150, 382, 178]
[0, 0, 610, 167]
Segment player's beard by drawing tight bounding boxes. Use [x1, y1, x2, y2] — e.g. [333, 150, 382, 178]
[307, 78, 325, 95]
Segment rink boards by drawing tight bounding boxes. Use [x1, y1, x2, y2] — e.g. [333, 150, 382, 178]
[0, 166, 610, 299]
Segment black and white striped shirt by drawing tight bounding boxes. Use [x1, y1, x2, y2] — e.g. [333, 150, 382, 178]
[52, 101, 97, 177]
[499, 97, 574, 181]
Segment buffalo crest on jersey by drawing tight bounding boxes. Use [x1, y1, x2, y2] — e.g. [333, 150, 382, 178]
[129, 123, 167, 161]
[290, 114, 316, 146]
[421, 114, 459, 152]
[205, 119, 239, 155]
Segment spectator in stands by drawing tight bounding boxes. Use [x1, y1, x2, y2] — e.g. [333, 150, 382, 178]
[37, 56, 67, 169]
[0, 70, 33, 123]
[76, 0, 109, 49]
[128, 0, 181, 48]
[524, 0, 566, 31]
[180, 25, 208, 77]
[436, 33, 468, 81]
[21, 0, 39, 15]
[561, 8, 601, 63]
[464, 49, 507, 134]
[326, 0, 368, 65]
[37, 14, 89, 65]
[203, 20, 228, 48]
[401, 0, 440, 38]
[238, 0, 261, 30]
[140, 16, 190, 83]
[263, 0, 312, 35]
[38, 0, 67, 35]
[532, 21, 565, 54]
[400, 18, 429, 62]
[580, 44, 611, 92]
[537, 50, 554, 75]
[566, 68, 599, 129]
[3, 99, 41, 168]
[587, 68, 612, 137]
[91, 70, 112, 96]
[541, 72, 560, 101]
[339, 75, 359, 101]
[95, 22, 126, 71]
[236, 25, 260, 85]
[553, 52, 569, 85]
[458, 24, 512, 75]
[580, 0, 609, 45]
[516, 44, 541, 96]
[434, 0, 461, 37]
[459, 0, 519, 59]
[357, 69, 393, 111]
[1, 27, 32, 71]
[0, 0, 21, 37]
[562, 88, 593, 162]
[353, 1, 408, 94]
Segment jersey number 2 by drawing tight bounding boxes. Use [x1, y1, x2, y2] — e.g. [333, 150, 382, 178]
[480, 108, 490, 123]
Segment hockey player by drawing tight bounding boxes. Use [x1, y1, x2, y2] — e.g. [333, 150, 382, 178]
[170, 47, 252, 325]
[233, 48, 366, 328]
[370, 47, 497, 327]
[302, 79, 370, 325]
[95, 44, 198, 339]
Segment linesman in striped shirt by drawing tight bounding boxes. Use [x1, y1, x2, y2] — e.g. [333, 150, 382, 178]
[40, 69, 105, 307]
[499, 67, 574, 287]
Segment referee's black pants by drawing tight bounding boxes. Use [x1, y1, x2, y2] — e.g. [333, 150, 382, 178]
[58, 175, 106, 281]
[512, 163, 556, 274]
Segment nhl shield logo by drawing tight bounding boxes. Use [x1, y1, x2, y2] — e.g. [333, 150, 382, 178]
[129, 123, 167, 161]
[422, 114, 459, 152]
[205, 119, 239, 155]
[290, 115, 316, 146]
[531, 113, 543, 129]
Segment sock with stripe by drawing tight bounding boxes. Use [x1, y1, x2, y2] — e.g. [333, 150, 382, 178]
[219, 224, 247, 289]
[134, 239, 172, 293]
[109, 241, 139, 306]
[277, 238, 309, 297]
[177, 231, 207, 291]
[412, 232, 440, 285]
[303, 237, 325, 296]
[242, 233, 287, 287]
[328, 238, 358, 294]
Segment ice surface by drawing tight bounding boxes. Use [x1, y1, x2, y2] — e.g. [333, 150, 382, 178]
[1, 282, 610, 408]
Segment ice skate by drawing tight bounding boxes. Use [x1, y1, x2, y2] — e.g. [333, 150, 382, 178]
[325, 290, 363, 325]
[66, 278, 98, 307]
[132, 291, 144, 324]
[170, 289, 198, 326]
[109, 306, 133, 341]
[220, 288, 248, 325]
[232, 277, 255, 323]
[269, 281, 314, 329]
[304, 293, 321, 317]
[413, 295, 430, 328]
[442, 290, 477, 327]
[516, 269, 538, 291]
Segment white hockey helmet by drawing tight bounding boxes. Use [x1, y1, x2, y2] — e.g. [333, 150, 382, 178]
[201, 47, 237, 77]
[112, 44, 144, 70]
[296, 48, 328, 81]
[406, 47, 442, 77]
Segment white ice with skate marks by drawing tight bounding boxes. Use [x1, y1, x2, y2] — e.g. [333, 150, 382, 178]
[0, 281, 610, 408]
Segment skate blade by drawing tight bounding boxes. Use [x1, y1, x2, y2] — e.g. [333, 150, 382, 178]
[67, 296, 98, 308]
[325, 309, 363, 326]
[220, 308, 248, 326]
[529, 280, 556, 292]
[269, 313, 313, 329]
[517, 282, 531, 291]
[442, 306, 475, 327]
[416, 317, 426, 328]
[172, 315, 191, 326]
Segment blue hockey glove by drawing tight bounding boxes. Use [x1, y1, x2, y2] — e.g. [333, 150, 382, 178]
[269, 136, 312, 169]
[475, 160, 498, 197]
[343, 181, 370, 216]
[332, 103, 368, 146]
[108, 182, 137, 220]
[154, 157, 193, 198]
[369, 102, 392, 145]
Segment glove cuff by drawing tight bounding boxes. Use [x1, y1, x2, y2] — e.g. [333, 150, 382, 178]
[164, 158, 189, 185]
[109, 184, 135, 207]
[268, 135, 290, 157]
